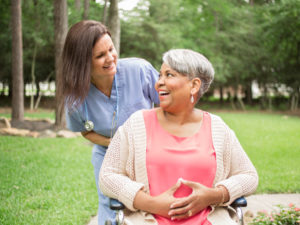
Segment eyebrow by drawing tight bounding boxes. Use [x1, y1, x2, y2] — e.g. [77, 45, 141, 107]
[160, 69, 172, 74]
[93, 45, 113, 56]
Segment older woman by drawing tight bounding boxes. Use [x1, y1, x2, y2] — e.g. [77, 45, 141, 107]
[99, 49, 258, 225]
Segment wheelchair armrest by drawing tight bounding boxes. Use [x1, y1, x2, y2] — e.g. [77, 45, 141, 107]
[110, 198, 125, 211]
[230, 197, 247, 208]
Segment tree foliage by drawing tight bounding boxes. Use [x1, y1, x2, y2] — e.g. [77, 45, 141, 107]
[2, 0, 300, 110]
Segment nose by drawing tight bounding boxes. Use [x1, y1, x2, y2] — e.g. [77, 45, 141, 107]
[157, 76, 165, 86]
[106, 52, 114, 62]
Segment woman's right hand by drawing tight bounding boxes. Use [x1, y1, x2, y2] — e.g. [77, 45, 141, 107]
[133, 180, 181, 218]
[151, 181, 182, 218]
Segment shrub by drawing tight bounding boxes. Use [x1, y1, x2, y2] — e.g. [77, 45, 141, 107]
[250, 203, 300, 225]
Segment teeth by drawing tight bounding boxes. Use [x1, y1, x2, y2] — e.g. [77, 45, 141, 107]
[159, 91, 169, 95]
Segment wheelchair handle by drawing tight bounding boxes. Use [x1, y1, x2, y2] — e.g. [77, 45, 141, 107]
[110, 198, 125, 211]
[230, 196, 247, 208]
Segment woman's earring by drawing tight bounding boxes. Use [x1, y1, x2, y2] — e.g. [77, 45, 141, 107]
[190, 95, 194, 103]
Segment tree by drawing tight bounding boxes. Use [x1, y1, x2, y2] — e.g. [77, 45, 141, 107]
[83, 0, 90, 20]
[108, 0, 120, 54]
[102, 0, 108, 25]
[53, 0, 68, 128]
[0, 0, 12, 96]
[11, 0, 24, 124]
[22, 0, 55, 109]
[120, 0, 183, 68]
[75, 0, 81, 11]
[261, 0, 300, 111]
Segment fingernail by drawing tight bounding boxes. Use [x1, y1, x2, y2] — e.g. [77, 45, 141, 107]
[170, 204, 174, 208]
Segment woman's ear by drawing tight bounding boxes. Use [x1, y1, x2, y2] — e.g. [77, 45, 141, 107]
[190, 78, 201, 95]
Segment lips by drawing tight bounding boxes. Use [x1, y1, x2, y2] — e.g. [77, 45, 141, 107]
[103, 64, 115, 70]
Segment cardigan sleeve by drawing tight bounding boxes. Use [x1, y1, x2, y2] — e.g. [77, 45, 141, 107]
[99, 120, 145, 211]
[215, 127, 259, 205]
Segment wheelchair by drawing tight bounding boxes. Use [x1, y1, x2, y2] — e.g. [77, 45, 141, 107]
[105, 197, 247, 225]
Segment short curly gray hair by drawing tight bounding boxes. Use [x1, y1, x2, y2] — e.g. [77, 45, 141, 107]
[162, 49, 214, 99]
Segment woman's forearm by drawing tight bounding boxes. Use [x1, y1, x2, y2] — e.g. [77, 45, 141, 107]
[133, 190, 157, 214]
[81, 131, 111, 146]
[133, 190, 171, 218]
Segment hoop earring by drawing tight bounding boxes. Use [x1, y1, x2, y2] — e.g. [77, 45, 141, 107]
[190, 95, 194, 103]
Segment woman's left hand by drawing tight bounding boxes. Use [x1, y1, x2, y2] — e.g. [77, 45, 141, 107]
[168, 179, 214, 221]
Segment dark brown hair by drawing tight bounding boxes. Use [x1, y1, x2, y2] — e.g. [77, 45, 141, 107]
[58, 20, 110, 109]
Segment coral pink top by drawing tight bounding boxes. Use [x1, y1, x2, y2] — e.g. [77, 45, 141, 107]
[144, 109, 216, 225]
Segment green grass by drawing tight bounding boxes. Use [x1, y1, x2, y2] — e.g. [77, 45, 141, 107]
[0, 136, 97, 225]
[213, 111, 300, 193]
[0, 109, 55, 120]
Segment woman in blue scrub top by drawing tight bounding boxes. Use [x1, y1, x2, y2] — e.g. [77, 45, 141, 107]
[58, 20, 159, 225]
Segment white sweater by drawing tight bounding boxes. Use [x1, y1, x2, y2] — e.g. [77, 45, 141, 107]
[99, 110, 258, 224]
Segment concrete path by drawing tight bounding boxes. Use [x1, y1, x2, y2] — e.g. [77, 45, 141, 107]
[87, 194, 300, 225]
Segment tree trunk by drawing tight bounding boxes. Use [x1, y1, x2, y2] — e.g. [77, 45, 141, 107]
[34, 72, 52, 110]
[245, 81, 253, 105]
[11, 0, 24, 123]
[30, 42, 37, 110]
[260, 83, 268, 110]
[102, 0, 108, 25]
[54, 0, 68, 129]
[75, 0, 81, 11]
[219, 86, 223, 106]
[108, 0, 120, 55]
[83, 0, 90, 20]
[290, 89, 299, 112]
[238, 98, 246, 111]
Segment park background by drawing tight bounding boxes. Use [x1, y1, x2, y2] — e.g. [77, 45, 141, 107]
[0, 0, 299, 224]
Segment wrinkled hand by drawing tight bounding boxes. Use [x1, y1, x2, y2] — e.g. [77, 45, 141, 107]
[168, 179, 213, 221]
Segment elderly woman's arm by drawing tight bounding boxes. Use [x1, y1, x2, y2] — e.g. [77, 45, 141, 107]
[99, 125, 144, 211]
[215, 128, 259, 205]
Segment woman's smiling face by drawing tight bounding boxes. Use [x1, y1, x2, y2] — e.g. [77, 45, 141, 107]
[91, 34, 118, 81]
[155, 63, 192, 112]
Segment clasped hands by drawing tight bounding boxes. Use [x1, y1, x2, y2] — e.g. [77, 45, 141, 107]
[152, 178, 214, 221]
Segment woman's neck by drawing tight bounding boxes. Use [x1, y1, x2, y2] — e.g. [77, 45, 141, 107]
[157, 107, 203, 137]
[161, 106, 201, 124]
[91, 76, 114, 97]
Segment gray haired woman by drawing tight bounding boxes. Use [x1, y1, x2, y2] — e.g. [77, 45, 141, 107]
[100, 49, 258, 224]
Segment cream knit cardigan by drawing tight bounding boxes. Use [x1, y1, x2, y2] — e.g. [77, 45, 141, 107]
[99, 110, 258, 225]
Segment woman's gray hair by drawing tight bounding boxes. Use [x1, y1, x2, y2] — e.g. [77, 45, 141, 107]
[162, 49, 214, 99]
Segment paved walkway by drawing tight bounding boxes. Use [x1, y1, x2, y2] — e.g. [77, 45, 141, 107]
[87, 194, 300, 225]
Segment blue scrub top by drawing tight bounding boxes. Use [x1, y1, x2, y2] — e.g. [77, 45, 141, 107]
[66, 58, 159, 152]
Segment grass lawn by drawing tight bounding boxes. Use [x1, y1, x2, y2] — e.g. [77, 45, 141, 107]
[0, 136, 97, 225]
[0, 108, 55, 120]
[214, 111, 300, 193]
[0, 110, 299, 224]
